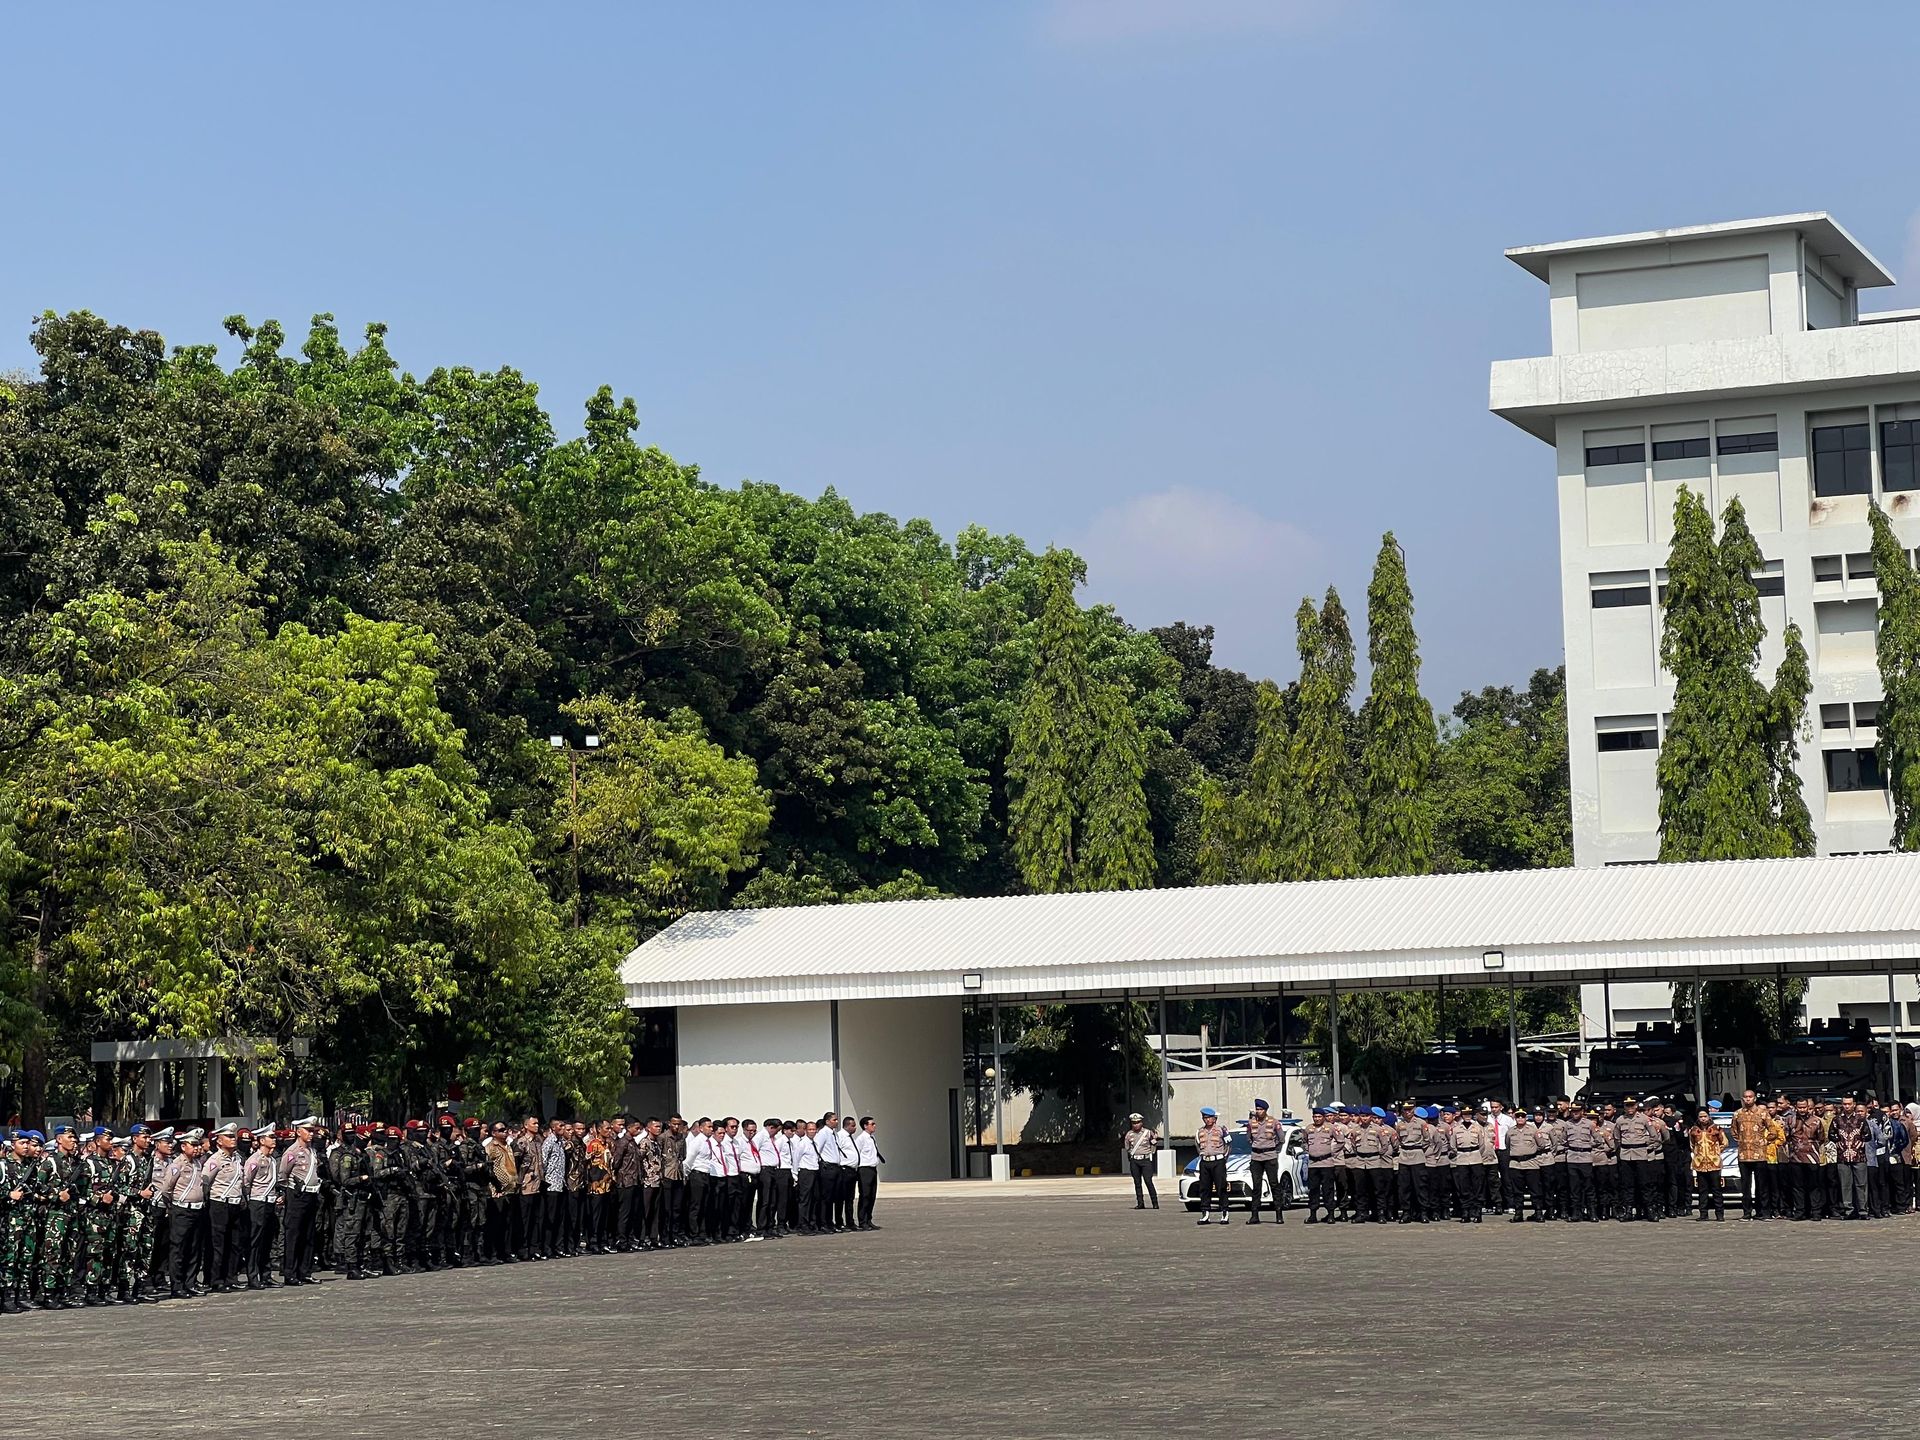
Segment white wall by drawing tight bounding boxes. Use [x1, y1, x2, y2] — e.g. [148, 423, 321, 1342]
[677, 1000, 835, 1125]
[836, 997, 962, 1181]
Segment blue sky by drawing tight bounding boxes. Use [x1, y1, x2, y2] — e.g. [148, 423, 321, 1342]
[7, 2, 1916, 704]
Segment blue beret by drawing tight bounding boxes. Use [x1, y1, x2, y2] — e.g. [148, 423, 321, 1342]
[129, 1123, 148, 1135]
[22, 1129, 44, 1142]
[1369, 1106, 1387, 1119]
[51, 1124, 72, 1137]
[1199, 1106, 1216, 1118]
[91, 1126, 109, 1139]
[1252, 1098, 1269, 1111]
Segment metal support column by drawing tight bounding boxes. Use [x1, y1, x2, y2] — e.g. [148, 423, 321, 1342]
[1890, 967, 1903, 1111]
[1278, 982, 1289, 1115]
[1329, 983, 1342, 1106]
[1602, 978, 1612, 1043]
[1507, 972, 1521, 1107]
[1693, 973, 1708, 1109]
[990, 1000, 1007, 1182]
[1157, 990, 1171, 1132]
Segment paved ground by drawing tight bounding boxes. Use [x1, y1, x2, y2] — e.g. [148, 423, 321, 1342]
[6, 1186, 1915, 1439]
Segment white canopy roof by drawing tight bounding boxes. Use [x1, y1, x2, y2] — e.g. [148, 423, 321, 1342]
[622, 852, 1920, 1009]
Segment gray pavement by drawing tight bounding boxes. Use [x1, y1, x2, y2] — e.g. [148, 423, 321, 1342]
[3, 1192, 1912, 1439]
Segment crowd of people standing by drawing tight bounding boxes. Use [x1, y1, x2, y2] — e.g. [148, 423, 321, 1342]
[1171, 1089, 1919, 1225]
[0, 1108, 885, 1314]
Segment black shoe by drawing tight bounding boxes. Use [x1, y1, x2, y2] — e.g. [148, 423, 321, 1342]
[1245, 1217, 1260, 1225]
[1134, 1203, 1145, 1210]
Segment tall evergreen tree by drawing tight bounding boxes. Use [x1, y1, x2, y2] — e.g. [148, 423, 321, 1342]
[1079, 683, 1156, 891]
[1657, 492, 1780, 860]
[1870, 502, 1920, 849]
[1770, 621, 1814, 858]
[1283, 589, 1359, 880]
[1006, 548, 1155, 893]
[1007, 549, 1091, 892]
[1360, 532, 1437, 876]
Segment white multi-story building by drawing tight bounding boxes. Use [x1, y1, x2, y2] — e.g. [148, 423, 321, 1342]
[1491, 213, 1919, 1039]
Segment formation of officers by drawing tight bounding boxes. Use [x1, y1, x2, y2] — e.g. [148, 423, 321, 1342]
[1181, 1089, 1920, 1225]
[0, 1109, 885, 1314]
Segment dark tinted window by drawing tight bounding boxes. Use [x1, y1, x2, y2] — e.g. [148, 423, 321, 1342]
[1585, 443, 1645, 467]
[1716, 431, 1778, 455]
[1751, 569, 1785, 597]
[1813, 424, 1872, 497]
[1825, 747, 1885, 793]
[1591, 584, 1651, 609]
[1882, 419, 1920, 492]
[1652, 437, 1709, 462]
[1597, 728, 1657, 753]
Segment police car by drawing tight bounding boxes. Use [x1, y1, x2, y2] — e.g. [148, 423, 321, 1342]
[1178, 1116, 1310, 1211]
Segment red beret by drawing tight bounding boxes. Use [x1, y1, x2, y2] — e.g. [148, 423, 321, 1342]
[463, 1117, 481, 1129]
[404, 1119, 425, 1130]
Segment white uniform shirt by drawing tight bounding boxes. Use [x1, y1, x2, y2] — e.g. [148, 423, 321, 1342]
[854, 1130, 880, 1167]
[793, 1132, 821, 1171]
[715, 1132, 740, 1177]
[737, 1133, 762, 1174]
[815, 1127, 843, 1166]
[754, 1131, 783, 1170]
[684, 1130, 715, 1177]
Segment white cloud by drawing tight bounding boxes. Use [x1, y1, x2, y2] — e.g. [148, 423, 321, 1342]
[1040, 0, 1343, 45]
[1073, 486, 1322, 681]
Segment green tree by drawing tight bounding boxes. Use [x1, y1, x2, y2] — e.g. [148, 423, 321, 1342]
[1282, 590, 1359, 880]
[1432, 668, 1572, 872]
[1359, 532, 1436, 876]
[1007, 550, 1090, 893]
[1770, 622, 1814, 858]
[1871, 502, 1920, 849]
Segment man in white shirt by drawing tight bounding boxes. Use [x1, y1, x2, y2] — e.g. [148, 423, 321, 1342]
[815, 1113, 845, 1233]
[1486, 1101, 1517, 1215]
[752, 1118, 786, 1238]
[683, 1118, 716, 1246]
[853, 1117, 883, 1231]
[792, 1120, 822, 1235]
[714, 1118, 744, 1242]
[735, 1120, 765, 1243]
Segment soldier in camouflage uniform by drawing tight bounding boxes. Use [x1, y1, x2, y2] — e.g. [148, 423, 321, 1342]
[115, 1125, 158, 1304]
[1, 1131, 47, 1313]
[376, 1125, 413, 1275]
[36, 1126, 87, 1308]
[77, 1129, 125, 1305]
[454, 1117, 490, 1264]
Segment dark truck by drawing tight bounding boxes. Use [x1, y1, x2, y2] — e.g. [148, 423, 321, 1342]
[1759, 1018, 1918, 1103]
[1406, 1029, 1566, 1110]
[1575, 1023, 1745, 1110]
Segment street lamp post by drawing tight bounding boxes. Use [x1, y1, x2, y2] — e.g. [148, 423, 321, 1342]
[550, 732, 601, 928]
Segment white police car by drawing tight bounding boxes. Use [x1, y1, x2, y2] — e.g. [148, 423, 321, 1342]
[1179, 1117, 1310, 1211]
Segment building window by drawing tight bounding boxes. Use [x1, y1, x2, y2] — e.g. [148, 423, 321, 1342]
[1596, 724, 1658, 752]
[1856, 700, 1880, 728]
[1590, 579, 1651, 609]
[1812, 423, 1872, 497]
[1652, 437, 1709, 462]
[1824, 747, 1885, 793]
[1813, 554, 1844, 583]
[1751, 562, 1785, 597]
[1821, 703, 1851, 731]
[1585, 442, 1645, 468]
[1847, 551, 1875, 581]
[1716, 430, 1778, 455]
[1883, 419, 1920, 492]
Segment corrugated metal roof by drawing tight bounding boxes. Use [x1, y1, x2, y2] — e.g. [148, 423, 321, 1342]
[622, 853, 1920, 1008]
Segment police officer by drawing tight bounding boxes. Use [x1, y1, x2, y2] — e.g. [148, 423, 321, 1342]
[1562, 1103, 1596, 1221]
[1394, 1101, 1431, 1224]
[1446, 1107, 1488, 1222]
[1120, 1113, 1160, 1210]
[1240, 1101, 1281, 1225]
[203, 1123, 247, 1292]
[1423, 1107, 1452, 1218]
[1303, 1110, 1339, 1223]
[1613, 1096, 1659, 1222]
[1193, 1107, 1231, 1225]
[1506, 1109, 1543, 1222]
[1345, 1110, 1387, 1223]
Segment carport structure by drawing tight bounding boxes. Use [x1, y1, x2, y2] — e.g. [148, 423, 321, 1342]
[622, 852, 1920, 1180]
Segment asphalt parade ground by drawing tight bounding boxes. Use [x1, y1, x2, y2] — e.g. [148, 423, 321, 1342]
[3, 1184, 1912, 1440]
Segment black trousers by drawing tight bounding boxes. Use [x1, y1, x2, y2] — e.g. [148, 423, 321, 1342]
[516, 1191, 540, 1256]
[1737, 1159, 1764, 1216]
[756, 1168, 780, 1232]
[1395, 1164, 1426, 1220]
[1129, 1157, 1158, 1206]
[857, 1165, 879, 1227]
[665, 1179, 687, 1238]
[1451, 1166, 1483, 1219]
[838, 1162, 859, 1228]
[1507, 1167, 1537, 1217]
[794, 1169, 818, 1231]
[485, 1195, 511, 1259]
[641, 1185, 664, 1244]
[248, 1199, 278, 1279]
[1693, 1170, 1724, 1216]
[1247, 1158, 1283, 1220]
[167, 1208, 203, 1293]
[1567, 1163, 1594, 1219]
[334, 1194, 368, 1271]
[725, 1174, 749, 1236]
[1196, 1157, 1228, 1214]
[543, 1190, 569, 1253]
[687, 1171, 711, 1239]
[1307, 1168, 1335, 1216]
[1789, 1161, 1824, 1219]
[208, 1201, 244, 1285]
[614, 1185, 637, 1246]
[281, 1193, 317, 1280]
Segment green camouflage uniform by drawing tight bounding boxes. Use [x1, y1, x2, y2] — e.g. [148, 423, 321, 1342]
[115, 1147, 158, 1293]
[1, 1150, 46, 1301]
[81, 1152, 129, 1293]
[36, 1146, 86, 1302]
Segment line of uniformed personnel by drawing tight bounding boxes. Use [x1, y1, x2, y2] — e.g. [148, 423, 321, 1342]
[0, 1108, 886, 1315]
[1189, 1091, 1920, 1226]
